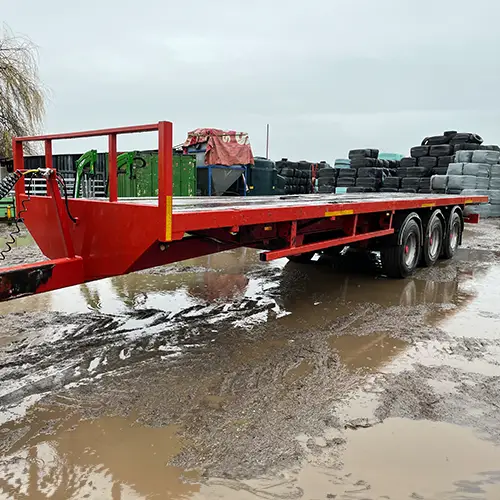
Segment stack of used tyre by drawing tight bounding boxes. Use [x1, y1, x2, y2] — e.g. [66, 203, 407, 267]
[276, 159, 313, 195]
[393, 133, 455, 194]
[317, 162, 337, 193]
[431, 148, 500, 218]
[346, 148, 400, 193]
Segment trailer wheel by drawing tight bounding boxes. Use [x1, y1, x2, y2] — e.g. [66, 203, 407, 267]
[287, 252, 315, 263]
[381, 218, 421, 278]
[441, 210, 462, 260]
[421, 214, 444, 267]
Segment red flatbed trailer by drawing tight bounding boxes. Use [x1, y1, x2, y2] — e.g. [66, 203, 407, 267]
[0, 121, 488, 301]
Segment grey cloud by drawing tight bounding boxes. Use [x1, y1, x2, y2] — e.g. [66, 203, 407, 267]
[4, 0, 500, 160]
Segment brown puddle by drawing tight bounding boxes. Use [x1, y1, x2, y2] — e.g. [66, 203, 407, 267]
[0, 409, 196, 499]
[196, 419, 500, 499]
[326, 418, 500, 499]
[329, 333, 407, 371]
[3, 412, 500, 500]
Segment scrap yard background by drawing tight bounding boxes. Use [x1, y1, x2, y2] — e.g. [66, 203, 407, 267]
[1, 219, 500, 499]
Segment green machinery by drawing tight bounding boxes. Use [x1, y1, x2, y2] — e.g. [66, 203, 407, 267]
[74, 149, 97, 198]
[74, 150, 146, 198]
[74, 150, 196, 198]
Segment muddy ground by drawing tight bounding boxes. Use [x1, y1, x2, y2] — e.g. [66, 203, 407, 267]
[1, 220, 500, 499]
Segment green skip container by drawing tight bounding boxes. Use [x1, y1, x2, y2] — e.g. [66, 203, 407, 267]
[117, 152, 196, 197]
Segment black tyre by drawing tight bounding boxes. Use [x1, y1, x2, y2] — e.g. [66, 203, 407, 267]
[401, 177, 421, 189]
[287, 252, 315, 263]
[400, 157, 417, 168]
[420, 214, 444, 267]
[418, 179, 432, 190]
[318, 179, 336, 189]
[417, 156, 438, 168]
[438, 156, 454, 167]
[337, 179, 356, 187]
[423, 135, 449, 146]
[411, 146, 430, 158]
[479, 145, 500, 152]
[318, 169, 336, 179]
[351, 157, 376, 168]
[349, 149, 371, 159]
[338, 168, 357, 178]
[441, 209, 462, 260]
[357, 167, 385, 178]
[430, 145, 454, 157]
[380, 187, 398, 192]
[281, 167, 295, 177]
[450, 133, 483, 145]
[381, 218, 422, 278]
[383, 177, 401, 188]
[431, 167, 449, 176]
[407, 167, 429, 178]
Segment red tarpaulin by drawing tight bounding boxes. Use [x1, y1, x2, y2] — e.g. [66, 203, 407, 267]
[183, 128, 254, 166]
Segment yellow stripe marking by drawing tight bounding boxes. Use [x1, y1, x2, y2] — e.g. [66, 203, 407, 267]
[464, 199, 474, 205]
[325, 209, 354, 217]
[165, 195, 173, 241]
[421, 203, 436, 208]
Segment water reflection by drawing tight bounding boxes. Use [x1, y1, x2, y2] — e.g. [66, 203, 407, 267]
[0, 247, 483, 330]
[0, 410, 195, 500]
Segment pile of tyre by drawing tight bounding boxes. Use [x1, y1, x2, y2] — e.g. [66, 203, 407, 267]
[317, 161, 340, 193]
[276, 159, 314, 195]
[386, 132, 456, 194]
[431, 148, 500, 218]
[317, 149, 400, 194]
[346, 148, 399, 193]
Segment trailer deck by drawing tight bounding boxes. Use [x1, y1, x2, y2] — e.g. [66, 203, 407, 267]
[122, 192, 481, 211]
[0, 121, 488, 302]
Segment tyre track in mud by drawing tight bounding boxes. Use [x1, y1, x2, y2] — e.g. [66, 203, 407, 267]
[2, 221, 500, 497]
[0, 294, 287, 412]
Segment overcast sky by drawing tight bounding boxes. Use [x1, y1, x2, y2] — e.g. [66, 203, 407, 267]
[4, 0, 500, 161]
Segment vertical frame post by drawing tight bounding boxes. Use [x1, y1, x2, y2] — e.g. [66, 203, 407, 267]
[158, 121, 173, 242]
[108, 133, 118, 202]
[45, 139, 53, 192]
[12, 139, 24, 216]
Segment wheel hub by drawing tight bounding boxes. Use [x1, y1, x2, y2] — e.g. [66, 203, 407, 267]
[404, 233, 417, 267]
[428, 225, 441, 260]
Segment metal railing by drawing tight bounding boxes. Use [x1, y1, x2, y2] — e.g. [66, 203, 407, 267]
[13, 121, 174, 241]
